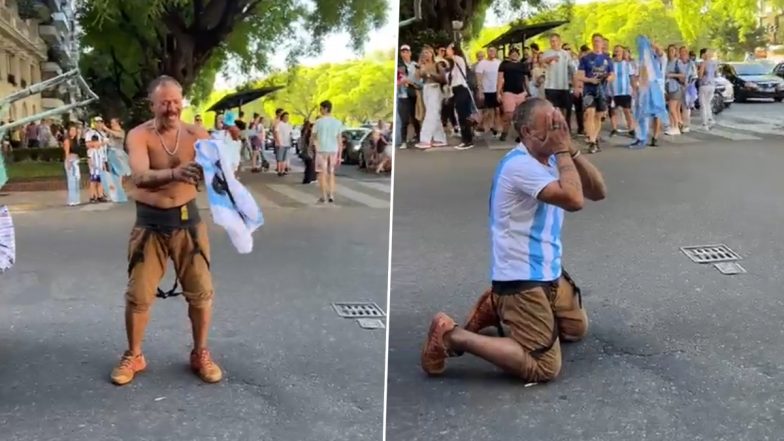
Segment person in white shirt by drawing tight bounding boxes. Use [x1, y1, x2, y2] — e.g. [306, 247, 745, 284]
[84, 118, 108, 203]
[474, 46, 502, 135]
[275, 112, 293, 177]
[446, 43, 475, 149]
[420, 97, 607, 382]
[541, 33, 575, 121]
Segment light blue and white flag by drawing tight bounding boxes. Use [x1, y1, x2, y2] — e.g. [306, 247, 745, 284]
[633, 36, 669, 143]
[195, 138, 263, 254]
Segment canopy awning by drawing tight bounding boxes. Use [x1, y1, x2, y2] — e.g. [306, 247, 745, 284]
[206, 86, 284, 112]
[484, 20, 569, 48]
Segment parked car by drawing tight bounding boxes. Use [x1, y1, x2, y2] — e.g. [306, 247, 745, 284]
[773, 62, 784, 80]
[341, 128, 372, 165]
[719, 62, 784, 102]
[695, 74, 734, 112]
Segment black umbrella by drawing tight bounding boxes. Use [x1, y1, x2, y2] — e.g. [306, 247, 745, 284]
[206, 86, 284, 113]
[484, 20, 569, 53]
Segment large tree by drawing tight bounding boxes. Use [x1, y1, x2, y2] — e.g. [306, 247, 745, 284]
[79, 0, 387, 124]
[398, 0, 556, 50]
[182, 55, 395, 126]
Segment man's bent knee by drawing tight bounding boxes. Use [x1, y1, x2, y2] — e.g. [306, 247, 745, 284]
[185, 291, 213, 309]
[518, 343, 562, 382]
[126, 295, 153, 313]
[560, 311, 588, 342]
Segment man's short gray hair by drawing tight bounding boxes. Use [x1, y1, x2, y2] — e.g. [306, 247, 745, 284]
[512, 97, 549, 135]
[148, 75, 182, 98]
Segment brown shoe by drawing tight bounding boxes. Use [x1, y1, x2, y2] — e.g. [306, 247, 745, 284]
[110, 351, 147, 385]
[464, 289, 498, 333]
[190, 348, 223, 383]
[420, 312, 457, 376]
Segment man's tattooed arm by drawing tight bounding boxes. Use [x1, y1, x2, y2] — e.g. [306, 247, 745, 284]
[537, 152, 585, 212]
[573, 154, 607, 201]
[554, 153, 584, 208]
[126, 126, 175, 189]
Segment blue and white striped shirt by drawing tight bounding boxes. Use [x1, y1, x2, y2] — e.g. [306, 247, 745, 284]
[612, 60, 633, 96]
[489, 145, 564, 282]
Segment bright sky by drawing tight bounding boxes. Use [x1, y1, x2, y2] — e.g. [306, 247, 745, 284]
[215, 0, 399, 90]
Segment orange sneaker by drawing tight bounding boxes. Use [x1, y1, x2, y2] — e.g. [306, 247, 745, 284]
[190, 349, 223, 383]
[464, 289, 498, 333]
[110, 351, 147, 385]
[420, 312, 457, 376]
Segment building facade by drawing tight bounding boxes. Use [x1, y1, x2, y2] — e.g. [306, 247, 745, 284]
[760, 0, 783, 46]
[0, 0, 79, 122]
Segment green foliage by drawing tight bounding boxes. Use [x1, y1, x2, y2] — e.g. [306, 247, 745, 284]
[182, 56, 395, 127]
[464, 0, 774, 61]
[399, 0, 546, 50]
[9, 147, 86, 163]
[78, 0, 389, 124]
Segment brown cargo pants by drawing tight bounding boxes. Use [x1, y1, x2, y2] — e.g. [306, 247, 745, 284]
[492, 271, 588, 382]
[125, 222, 213, 313]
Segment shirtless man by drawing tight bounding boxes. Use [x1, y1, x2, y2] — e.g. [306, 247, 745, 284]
[110, 75, 222, 386]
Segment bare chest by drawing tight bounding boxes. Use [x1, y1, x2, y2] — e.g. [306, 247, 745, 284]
[146, 131, 197, 169]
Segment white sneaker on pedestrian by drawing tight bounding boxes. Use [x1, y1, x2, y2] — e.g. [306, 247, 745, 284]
[398, 144, 407, 150]
[682, 126, 690, 133]
[665, 128, 681, 136]
[414, 143, 431, 149]
[454, 143, 474, 150]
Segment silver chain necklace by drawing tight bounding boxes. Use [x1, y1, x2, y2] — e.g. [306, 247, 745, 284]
[154, 121, 181, 156]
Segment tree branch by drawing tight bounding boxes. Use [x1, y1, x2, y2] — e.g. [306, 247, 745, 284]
[108, 47, 134, 107]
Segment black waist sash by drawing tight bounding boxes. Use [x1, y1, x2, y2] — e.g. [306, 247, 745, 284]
[135, 200, 200, 229]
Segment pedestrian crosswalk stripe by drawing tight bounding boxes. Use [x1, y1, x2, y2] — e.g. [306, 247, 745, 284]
[489, 144, 513, 150]
[715, 120, 784, 137]
[80, 203, 114, 212]
[662, 133, 700, 144]
[249, 188, 281, 208]
[267, 184, 319, 206]
[729, 114, 784, 126]
[424, 146, 460, 152]
[335, 184, 390, 208]
[353, 180, 391, 194]
[690, 126, 760, 141]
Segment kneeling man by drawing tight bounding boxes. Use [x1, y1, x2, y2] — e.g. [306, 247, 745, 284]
[421, 97, 607, 382]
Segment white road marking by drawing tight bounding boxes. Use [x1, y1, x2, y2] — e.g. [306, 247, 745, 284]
[424, 146, 461, 152]
[727, 114, 784, 126]
[267, 184, 319, 206]
[248, 188, 281, 208]
[690, 126, 761, 141]
[335, 184, 390, 208]
[352, 180, 391, 194]
[662, 133, 700, 144]
[80, 203, 114, 212]
[714, 119, 784, 136]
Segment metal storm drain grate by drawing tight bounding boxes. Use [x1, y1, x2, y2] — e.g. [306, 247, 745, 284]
[714, 262, 747, 275]
[332, 302, 386, 318]
[680, 244, 741, 264]
[357, 318, 386, 329]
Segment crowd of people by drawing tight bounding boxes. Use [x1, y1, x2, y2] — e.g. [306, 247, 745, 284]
[196, 100, 392, 204]
[397, 32, 720, 152]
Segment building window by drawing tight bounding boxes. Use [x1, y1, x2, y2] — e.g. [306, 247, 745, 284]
[29, 64, 34, 85]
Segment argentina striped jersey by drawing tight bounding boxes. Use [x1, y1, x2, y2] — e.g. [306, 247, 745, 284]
[489, 145, 564, 282]
[612, 60, 633, 96]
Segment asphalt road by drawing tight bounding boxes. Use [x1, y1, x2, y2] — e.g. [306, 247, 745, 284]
[386, 102, 784, 441]
[0, 166, 390, 440]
